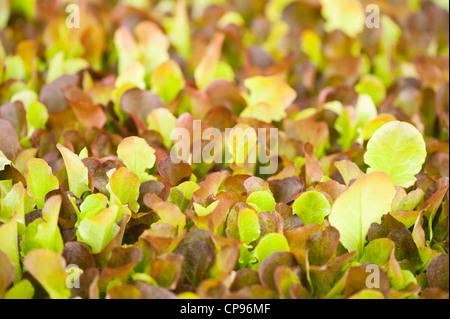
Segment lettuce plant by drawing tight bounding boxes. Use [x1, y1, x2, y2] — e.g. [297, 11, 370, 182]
[0, 0, 448, 300]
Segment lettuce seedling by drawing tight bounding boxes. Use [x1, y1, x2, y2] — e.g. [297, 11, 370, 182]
[292, 191, 331, 225]
[77, 205, 120, 254]
[246, 191, 276, 213]
[117, 136, 156, 183]
[20, 195, 64, 255]
[24, 158, 59, 209]
[23, 249, 71, 299]
[0, 0, 447, 301]
[364, 121, 427, 188]
[255, 233, 290, 266]
[57, 144, 90, 199]
[329, 172, 396, 258]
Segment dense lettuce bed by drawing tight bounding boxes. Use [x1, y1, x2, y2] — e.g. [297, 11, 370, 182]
[0, 0, 448, 299]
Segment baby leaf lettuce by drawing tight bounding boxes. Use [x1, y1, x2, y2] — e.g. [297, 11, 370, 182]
[292, 191, 331, 225]
[364, 121, 427, 188]
[150, 59, 185, 103]
[165, 0, 191, 59]
[23, 249, 71, 299]
[107, 167, 140, 220]
[242, 76, 297, 123]
[57, 143, 90, 198]
[20, 195, 64, 255]
[117, 136, 156, 183]
[77, 205, 120, 254]
[0, 213, 21, 282]
[77, 193, 109, 227]
[255, 233, 290, 265]
[194, 32, 226, 91]
[246, 190, 276, 213]
[0, 0, 447, 300]
[329, 172, 396, 258]
[25, 158, 59, 209]
[238, 208, 261, 245]
[4, 279, 34, 299]
[0, 249, 15, 298]
[319, 0, 365, 38]
[0, 182, 25, 225]
[147, 108, 176, 149]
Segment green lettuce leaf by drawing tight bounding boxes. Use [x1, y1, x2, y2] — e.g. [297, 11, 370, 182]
[25, 158, 59, 209]
[255, 233, 290, 264]
[77, 205, 120, 254]
[57, 144, 90, 198]
[292, 191, 331, 225]
[0, 213, 21, 282]
[117, 136, 156, 183]
[20, 195, 64, 255]
[328, 172, 396, 258]
[364, 121, 427, 188]
[23, 249, 71, 299]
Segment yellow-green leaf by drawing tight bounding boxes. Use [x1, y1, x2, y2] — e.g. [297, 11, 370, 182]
[107, 167, 140, 220]
[319, 0, 365, 38]
[77, 205, 120, 254]
[151, 59, 185, 103]
[23, 249, 71, 299]
[0, 182, 25, 225]
[147, 108, 176, 149]
[25, 158, 59, 209]
[57, 144, 90, 198]
[328, 172, 396, 258]
[4, 279, 34, 299]
[167, 0, 191, 59]
[243, 76, 297, 122]
[194, 32, 225, 91]
[364, 121, 427, 188]
[21, 195, 64, 255]
[117, 136, 156, 182]
[0, 214, 21, 282]
[238, 208, 260, 244]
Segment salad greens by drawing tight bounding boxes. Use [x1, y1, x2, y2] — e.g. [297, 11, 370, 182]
[0, 0, 448, 299]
